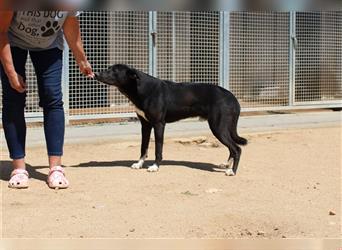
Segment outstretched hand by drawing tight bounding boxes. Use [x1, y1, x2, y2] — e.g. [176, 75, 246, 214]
[78, 60, 95, 78]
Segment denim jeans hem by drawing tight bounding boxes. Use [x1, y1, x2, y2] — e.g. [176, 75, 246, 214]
[48, 152, 63, 157]
[10, 154, 26, 160]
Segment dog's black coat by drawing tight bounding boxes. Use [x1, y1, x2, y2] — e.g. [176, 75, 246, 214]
[95, 64, 247, 175]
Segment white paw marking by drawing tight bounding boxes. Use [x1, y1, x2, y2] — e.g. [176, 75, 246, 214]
[135, 106, 148, 121]
[225, 169, 235, 176]
[226, 158, 233, 168]
[147, 164, 159, 172]
[131, 157, 146, 169]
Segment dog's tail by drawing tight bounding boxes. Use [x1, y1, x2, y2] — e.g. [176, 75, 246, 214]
[232, 133, 248, 146]
[231, 112, 248, 146]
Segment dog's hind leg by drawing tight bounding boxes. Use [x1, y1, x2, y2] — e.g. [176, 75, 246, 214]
[208, 115, 241, 176]
[131, 117, 152, 169]
[217, 143, 240, 176]
[226, 144, 241, 176]
[147, 122, 165, 172]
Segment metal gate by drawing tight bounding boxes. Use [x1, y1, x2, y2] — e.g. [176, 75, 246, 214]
[229, 12, 290, 109]
[0, 11, 341, 124]
[294, 11, 342, 105]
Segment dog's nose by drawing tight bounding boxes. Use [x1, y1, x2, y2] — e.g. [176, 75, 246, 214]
[94, 73, 98, 79]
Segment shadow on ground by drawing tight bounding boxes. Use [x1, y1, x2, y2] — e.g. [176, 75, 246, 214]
[70, 160, 221, 172]
[0, 159, 223, 184]
[0, 161, 49, 182]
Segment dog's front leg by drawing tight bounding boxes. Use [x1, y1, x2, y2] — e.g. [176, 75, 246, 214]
[147, 122, 165, 172]
[132, 118, 152, 169]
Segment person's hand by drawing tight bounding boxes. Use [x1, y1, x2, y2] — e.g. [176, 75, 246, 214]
[8, 73, 26, 93]
[78, 60, 95, 78]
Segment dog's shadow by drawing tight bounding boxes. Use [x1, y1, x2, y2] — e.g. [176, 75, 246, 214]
[0, 161, 48, 182]
[70, 160, 220, 172]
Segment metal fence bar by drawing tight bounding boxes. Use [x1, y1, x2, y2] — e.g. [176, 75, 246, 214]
[149, 11, 157, 77]
[242, 102, 342, 112]
[172, 11, 176, 82]
[289, 11, 296, 107]
[62, 39, 70, 125]
[69, 112, 137, 120]
[219, 11, 230, 89]
[23, 112, 44, 118]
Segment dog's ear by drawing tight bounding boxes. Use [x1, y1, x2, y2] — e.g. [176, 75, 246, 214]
[127, 69, 140, 80]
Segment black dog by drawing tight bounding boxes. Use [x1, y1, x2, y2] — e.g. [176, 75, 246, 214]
[95, 64, 247, 176]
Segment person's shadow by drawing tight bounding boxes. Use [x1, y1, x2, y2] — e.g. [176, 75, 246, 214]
[0, 161, 48, 182]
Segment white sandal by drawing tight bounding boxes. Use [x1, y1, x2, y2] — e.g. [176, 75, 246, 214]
[8, 169, 29, 189]
[47, 166, 69, 189]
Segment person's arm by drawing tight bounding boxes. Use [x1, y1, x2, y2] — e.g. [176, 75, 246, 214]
[0, 11, 26, 92]
[63, 15, 94, 78]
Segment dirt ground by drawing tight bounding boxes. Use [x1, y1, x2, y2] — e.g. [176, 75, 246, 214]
[0, 125, 341, 239]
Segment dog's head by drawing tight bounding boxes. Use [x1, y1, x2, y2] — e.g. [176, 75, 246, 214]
[95, 64, 140, 87]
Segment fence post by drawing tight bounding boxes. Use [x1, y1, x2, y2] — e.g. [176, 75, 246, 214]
[62, 39, 70, 125]
[289, 11, 296, 107]
[220, 11, 230, 90]
[172, 11, 176, 82]
[149, 11, 157, 77]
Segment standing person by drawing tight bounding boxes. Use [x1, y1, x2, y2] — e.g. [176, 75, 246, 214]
[0, 11, 94, 189]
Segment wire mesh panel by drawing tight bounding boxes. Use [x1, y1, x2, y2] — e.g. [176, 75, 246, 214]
[229, 12, 290, 108]
[0, 55, 41, 116]
[295, 11, 342, 103]
[156, 12, 220, 84]
[2, 11, 342, 124]
[69, 11, 149, 118]
[24, 56, 41, 113]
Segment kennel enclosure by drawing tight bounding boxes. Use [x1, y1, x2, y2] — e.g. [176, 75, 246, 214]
[0, 11, 341, 123]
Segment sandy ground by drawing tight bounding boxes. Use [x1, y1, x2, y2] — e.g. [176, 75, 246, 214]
[0, 125, 341, 239]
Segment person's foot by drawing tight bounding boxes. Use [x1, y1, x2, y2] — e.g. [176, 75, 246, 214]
[8, 168, 29, 189]
[47, 166, 69, 189]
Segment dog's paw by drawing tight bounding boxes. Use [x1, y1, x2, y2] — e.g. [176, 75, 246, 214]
[131, 160, 144, 169]
[225, 169, 235, 176]
[147, 164, 159, 172]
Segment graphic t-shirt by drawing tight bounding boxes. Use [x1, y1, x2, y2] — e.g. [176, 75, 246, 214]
[8, 11, 80, 51]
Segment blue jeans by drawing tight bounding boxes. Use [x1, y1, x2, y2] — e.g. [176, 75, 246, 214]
[1, 47, 65, 159]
